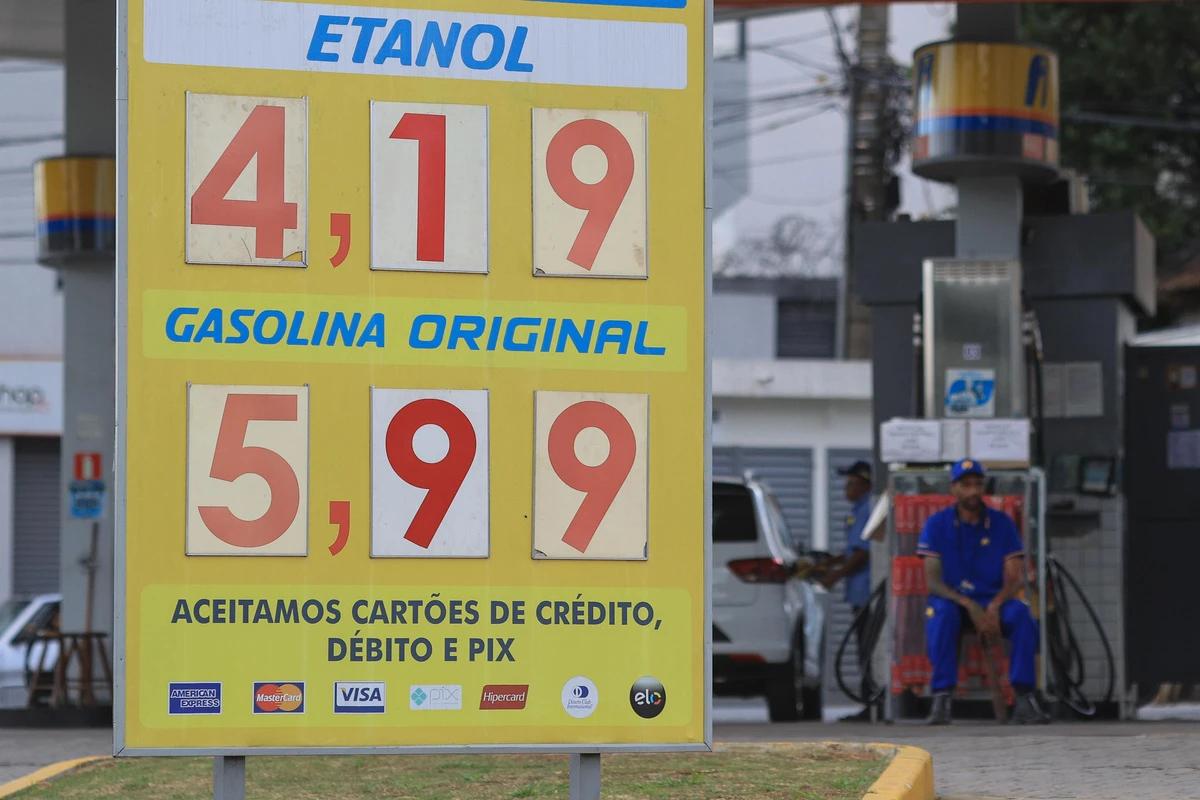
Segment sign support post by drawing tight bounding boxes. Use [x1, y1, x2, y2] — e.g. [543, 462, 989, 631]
[570, 753, 602, 800]
[213, 756, 245, 800]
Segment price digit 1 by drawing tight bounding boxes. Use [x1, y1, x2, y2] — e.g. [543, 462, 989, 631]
[384, 399, 475, 548]
[547, 401, 637, 553]
[389, 113, 447, 263]
[545, 119, 635, 270]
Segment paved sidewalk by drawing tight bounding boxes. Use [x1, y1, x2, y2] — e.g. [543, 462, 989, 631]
[0, 727, 109, 786]
[718, 716, 1200, 800]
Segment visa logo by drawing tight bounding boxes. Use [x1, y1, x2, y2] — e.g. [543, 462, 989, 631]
[334, 681, 386, 714]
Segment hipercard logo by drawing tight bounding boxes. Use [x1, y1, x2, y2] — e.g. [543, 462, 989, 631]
[253, 682, 305, 714]
[561, 676, 598, 718]
[333, 682, 386, 714]
[168, 682, 221, 715]
[629, 677, 666, 719]
[410, 684, 462, 711]
[480, 684, 529, 710]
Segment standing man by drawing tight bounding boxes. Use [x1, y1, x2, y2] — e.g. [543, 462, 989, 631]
[917, 459, 1048, 725]
[821, 460, 874, 719]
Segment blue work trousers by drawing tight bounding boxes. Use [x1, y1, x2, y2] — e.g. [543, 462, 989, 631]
[925, 595, 1038, 692]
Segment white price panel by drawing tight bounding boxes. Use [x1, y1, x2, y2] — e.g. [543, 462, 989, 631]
[370, 102, 489, 273]
[532, 108, 648, 279]
[532, 391, 648, 560]
[185, 93, 307, 267]
[371, 388, 489, 558]
[185, 385, 309, 556]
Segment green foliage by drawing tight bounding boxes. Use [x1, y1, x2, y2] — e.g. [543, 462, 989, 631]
[1023, 2, 1200, 273]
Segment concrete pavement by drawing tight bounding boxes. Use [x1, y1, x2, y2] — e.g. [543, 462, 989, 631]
[0, 727, 109, 785]
[716, 700, 1200, 800]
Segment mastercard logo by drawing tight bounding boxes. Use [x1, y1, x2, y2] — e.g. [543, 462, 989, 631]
[253, 682, 305, 714]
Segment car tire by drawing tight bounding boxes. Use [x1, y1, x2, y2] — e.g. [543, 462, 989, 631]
[766, 627, 805, 722]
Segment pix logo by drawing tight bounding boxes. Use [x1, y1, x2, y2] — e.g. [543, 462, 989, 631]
[253, 682, 305, 714]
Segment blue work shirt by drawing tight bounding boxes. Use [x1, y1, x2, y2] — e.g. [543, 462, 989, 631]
[843, 496, 872, 607]
[916, 505, 1022, 604]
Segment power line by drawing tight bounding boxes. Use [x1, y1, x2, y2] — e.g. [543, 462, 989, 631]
[0, 134, 63, 147]
[715, 149, 844, 174]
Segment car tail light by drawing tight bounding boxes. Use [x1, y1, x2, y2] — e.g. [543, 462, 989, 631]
[729, 654, 766, 664]
[727, 557, 789, 584]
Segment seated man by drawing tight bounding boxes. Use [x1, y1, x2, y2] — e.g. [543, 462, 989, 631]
[917, 459, 1049, 725]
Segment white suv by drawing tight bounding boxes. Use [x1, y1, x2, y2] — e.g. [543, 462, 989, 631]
[712, 476, 826, 721]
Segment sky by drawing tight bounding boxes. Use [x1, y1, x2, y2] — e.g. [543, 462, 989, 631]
[713, 3, 958, 274]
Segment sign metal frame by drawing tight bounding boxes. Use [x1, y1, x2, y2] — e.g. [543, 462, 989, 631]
[115, 0, 712, 757]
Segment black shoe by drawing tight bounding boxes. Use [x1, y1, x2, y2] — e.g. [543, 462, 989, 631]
[927, 692, 952, 725]
[1011, 692, 1052, 724]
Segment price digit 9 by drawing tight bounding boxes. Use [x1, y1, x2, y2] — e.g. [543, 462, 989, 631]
[545, 119, 635, 271]
[547, 401, 637, 553]
[384, 399, 476, 549]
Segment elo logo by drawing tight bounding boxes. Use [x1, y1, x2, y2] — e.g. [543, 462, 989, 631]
[253, 682, 305, 714]
[561, 676, 598, 718]
[629, 677, 666, 719]
[333, 681, 386, 714]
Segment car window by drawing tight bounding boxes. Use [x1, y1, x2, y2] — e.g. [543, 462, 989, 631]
[713, 483, 758, 542]
[13, 601, 59, 645]
[0, 599, 30, 635]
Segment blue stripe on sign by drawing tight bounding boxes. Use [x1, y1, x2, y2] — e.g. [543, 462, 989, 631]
[529, 0, 686, 7]
[916, 115, 1057, 138]
[37, 218, 117, 236]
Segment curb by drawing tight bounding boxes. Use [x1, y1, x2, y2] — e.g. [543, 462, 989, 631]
[862, 743, 936, 800]
[0, 755, 107, 799]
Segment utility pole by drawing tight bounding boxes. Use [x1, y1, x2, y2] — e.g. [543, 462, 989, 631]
[837, 4, 892, 360]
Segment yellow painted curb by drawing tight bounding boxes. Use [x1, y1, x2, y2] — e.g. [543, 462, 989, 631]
[862, 743, 936, 800]
[0, 755, 107, 798]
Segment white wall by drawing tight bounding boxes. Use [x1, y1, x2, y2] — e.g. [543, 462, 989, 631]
[0, 265, 62, 359]
[714, 358, 872, 549]
[711, 293, 776, 359]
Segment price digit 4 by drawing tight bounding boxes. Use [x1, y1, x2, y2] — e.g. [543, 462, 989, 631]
[186, 94, 307, 266]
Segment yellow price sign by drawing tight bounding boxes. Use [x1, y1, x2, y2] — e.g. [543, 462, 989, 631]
[118, 0, 709, 754]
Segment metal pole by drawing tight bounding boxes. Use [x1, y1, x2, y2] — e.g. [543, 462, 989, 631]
[214, 756, 245, 800]
[570, 753, 601, 800]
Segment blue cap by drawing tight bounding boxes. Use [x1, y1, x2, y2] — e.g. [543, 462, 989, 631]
[950, 458, 986, 482]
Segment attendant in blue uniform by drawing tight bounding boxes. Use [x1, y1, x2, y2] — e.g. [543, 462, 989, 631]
[917, 459, 1048, 724]
[820, 460, 874, 719]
